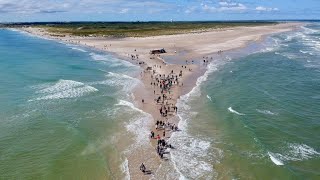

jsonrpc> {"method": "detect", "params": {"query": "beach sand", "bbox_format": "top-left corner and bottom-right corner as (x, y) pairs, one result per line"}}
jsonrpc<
(19, 22), (301, 179)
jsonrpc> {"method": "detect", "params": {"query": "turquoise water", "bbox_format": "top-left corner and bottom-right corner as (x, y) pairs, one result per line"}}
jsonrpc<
(0, 29), (143, 179)
(170, 23), (320, 179)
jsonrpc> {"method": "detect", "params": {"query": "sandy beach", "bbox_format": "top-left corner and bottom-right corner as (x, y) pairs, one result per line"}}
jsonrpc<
(19, 22), (301, 179)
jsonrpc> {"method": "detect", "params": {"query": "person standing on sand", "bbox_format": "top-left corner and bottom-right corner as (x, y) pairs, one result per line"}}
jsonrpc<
(163, 130), (165, 137)
(140, 163), (146, 173)
(142, 99), (144, 103)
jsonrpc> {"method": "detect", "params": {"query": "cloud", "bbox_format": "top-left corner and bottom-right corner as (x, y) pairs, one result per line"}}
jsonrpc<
(0, 0), (73, 14)
(219, 1), (238, 7)
(202, 1), (247, 13)
(255, 6), (279, 12)
(119, 8), (129, 14)
(185, 6), (197, 14)
(202, 4), (217, 12)
(0, 0), (173, 14)
(218, 3), (247, 12)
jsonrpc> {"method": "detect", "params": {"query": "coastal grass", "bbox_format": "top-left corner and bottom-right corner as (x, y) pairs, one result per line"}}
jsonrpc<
(9, 21), (277, 37)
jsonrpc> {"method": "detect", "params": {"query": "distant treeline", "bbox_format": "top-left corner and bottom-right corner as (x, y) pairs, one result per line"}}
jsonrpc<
(3, 21), (280, 37)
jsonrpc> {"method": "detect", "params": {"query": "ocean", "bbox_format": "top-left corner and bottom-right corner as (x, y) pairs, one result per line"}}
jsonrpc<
(170, 23), (320, 179)
(0, 22), (320, 180)
(0, 29), (146, 179)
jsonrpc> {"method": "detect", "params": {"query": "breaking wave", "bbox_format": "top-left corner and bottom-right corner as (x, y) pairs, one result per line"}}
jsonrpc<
(228, 107), (245, 116)
(89, 52), (137, 68)
(116, 100), (153, 148)
(29, 79), (98, 101)
(70, 47), (87, 52)
(268, 152), (284, 166)
(91, 72), (142, 94)
(256, 109), (277, 116)
(168, 60), (224, 179)
(268, 143), (320, 165)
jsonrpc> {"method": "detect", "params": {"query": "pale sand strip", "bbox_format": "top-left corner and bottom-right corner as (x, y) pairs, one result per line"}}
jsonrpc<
(19, 22), (301, 179)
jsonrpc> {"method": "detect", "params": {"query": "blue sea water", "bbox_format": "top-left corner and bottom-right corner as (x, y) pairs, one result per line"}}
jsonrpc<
(169, 23), (320, 179)
(0, 29), (144, 179)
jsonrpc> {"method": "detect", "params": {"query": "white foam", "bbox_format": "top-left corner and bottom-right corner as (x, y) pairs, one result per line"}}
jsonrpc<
(121, 158), (130, 180)
(301, 26), (318, 34)
(30, 79), (98, 101)
(70, 46), (87, 52)
(116, 100), (145, 114)
(169, 111), (221, 179)
(36, 79), (84, 94)
(89, 52), (137, 68)
(168, 61), (223, 178)
(261, 37), (282, 52)
(228, 107), (245, 116)
(181, 60), (219, 101)
(300, 50), (308, 54)
(287, 143), (320, 160)
(116, 100), (153, 149)
(278, 52), (298, 59)
(268, 152), (284, 166)
(300, 50), (314, 55)
(256, 109), (277, 116)
(92, 72), (142, 94)
(107, 72), (138, 81)
(268, 143), (320, 166)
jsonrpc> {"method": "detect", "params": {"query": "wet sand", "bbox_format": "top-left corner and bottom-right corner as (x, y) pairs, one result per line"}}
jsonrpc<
(18, 22), (301, 179)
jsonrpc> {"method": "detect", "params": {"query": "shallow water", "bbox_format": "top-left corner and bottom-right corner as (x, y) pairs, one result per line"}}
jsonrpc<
(0, 29), (143, 179)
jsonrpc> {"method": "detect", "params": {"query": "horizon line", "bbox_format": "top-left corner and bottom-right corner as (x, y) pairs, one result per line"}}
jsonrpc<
(1, 19), (319, 24)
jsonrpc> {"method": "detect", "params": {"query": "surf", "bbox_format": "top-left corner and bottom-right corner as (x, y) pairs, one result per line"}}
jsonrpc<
(228, 107), (245, 116)
(29, 79), (98, 101)
(268, 152), (284, 166)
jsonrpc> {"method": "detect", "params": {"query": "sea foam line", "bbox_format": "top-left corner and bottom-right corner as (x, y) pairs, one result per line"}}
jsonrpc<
(29, 79), (98, 101)
(121, 158), (130, 180)
(268, 152), (284, 166)
(89, 52), (137, 68)
(268, 143), (320, 166)
(168, 60), (224, 179)
(115, 100), (153, 151)
(256, 109), (277, 116)
(228, 107), (245, 116)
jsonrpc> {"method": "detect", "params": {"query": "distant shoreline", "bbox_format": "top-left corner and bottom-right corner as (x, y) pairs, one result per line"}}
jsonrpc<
(15, 22), (302, 179)
(5, 21), (280, 38)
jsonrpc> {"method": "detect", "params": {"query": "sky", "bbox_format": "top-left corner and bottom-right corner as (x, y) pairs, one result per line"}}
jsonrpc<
(0, 0), (319, 22)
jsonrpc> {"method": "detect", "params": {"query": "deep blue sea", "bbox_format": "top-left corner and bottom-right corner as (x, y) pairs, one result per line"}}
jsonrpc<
(0, 23), (320, 179)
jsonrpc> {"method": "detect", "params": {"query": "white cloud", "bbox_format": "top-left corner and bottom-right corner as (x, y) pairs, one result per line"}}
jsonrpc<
(218, 3), (247, 12)
(185, 6), (197, 14)
(219, 1), (237, 7)
(119, 8), (129, 14)
(202, 1), (247, 13)
(202, 4), (217, 12)
(0, 0), (172, 14)
(256, 6), (279, 12)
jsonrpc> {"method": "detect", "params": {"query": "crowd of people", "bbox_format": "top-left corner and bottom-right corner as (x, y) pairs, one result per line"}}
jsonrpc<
(136, 50), (217, 175)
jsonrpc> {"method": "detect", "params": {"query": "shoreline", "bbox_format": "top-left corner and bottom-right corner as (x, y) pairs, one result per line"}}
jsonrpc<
(13, 22), (302, 179)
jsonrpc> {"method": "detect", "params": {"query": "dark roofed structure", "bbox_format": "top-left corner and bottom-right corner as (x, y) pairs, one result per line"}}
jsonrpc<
(150, 48), (166, 54)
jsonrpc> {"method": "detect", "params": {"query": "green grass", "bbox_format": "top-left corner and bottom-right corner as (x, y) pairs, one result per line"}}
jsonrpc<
(8, 21), (278, 37)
